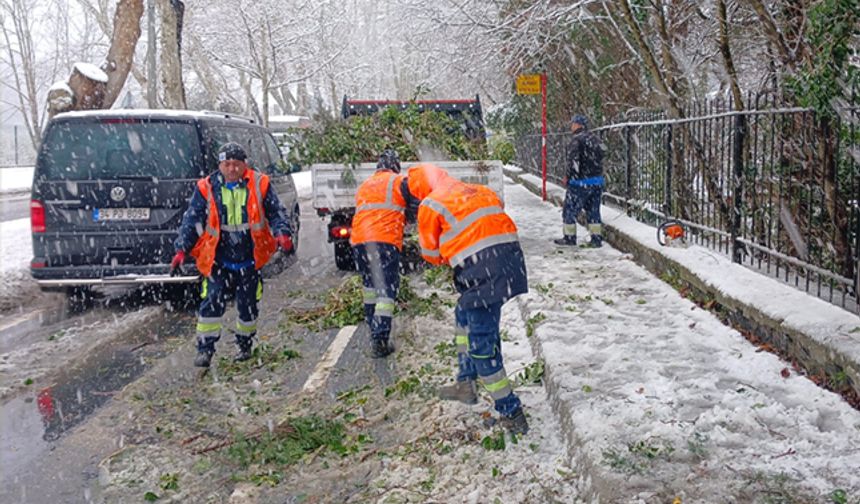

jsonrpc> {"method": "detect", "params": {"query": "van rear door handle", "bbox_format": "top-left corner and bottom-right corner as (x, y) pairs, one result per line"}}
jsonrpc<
(45, 200), (82, 205)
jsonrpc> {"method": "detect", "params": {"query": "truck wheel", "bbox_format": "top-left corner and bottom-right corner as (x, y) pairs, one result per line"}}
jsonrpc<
(66, 286), (94, 313)
(334, 242), (355, 271)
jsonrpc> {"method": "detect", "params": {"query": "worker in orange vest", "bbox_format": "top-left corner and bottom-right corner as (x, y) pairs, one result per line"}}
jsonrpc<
(407, 163), (530, 435)
(351, 149), (413, 358)
(171, 142), (293, 367)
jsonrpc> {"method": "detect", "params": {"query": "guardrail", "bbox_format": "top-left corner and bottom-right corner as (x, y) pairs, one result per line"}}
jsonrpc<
(515, 91), (859, 313)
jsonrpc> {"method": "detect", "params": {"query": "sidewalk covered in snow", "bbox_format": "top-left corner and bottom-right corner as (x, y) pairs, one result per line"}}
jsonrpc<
(502, 177), (860, 501)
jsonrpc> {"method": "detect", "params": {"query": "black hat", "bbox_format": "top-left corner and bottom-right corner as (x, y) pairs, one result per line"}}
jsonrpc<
(377, 148), (401, 173)
(571, 114), (589, 129)
(218, 142), (247, 162)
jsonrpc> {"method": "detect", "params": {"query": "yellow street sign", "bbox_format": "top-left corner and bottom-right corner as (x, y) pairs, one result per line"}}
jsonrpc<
(516, 74), (542, 95)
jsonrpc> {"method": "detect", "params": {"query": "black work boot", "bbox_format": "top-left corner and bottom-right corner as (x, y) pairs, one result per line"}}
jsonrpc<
(234, 336), (254, 362)
(194, 349), (214, 368)
(553, 236), (577, 246)
(438, 379), (478, 405)
(580, 235), (602, 248)
(499, 408), (529, 435)
(370, 339), (394, 359)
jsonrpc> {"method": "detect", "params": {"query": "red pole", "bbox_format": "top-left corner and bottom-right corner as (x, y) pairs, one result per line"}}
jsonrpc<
(541, 73), (548, 201)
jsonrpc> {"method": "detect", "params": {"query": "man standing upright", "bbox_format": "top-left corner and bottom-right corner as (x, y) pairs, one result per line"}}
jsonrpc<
(351, 149), (411, 358)
(407, 163), (530, 435)
(555, 114), (605, 247)
(172, 142), (293, 367)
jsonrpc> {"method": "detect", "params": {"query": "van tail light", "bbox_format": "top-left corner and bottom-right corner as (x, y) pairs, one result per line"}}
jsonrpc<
(31, 200), (46, 233)
(330, 226), (350, 239)
(31, 260), (46, 268)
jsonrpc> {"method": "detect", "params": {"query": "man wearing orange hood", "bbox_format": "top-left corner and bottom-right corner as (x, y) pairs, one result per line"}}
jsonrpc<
(407, 163), (529, 435)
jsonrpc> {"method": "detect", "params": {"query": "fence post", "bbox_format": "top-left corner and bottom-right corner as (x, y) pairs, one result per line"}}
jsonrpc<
(731, 113), (746, 263)
(664, 124), (673, 216)
(625, 126), (632, 214)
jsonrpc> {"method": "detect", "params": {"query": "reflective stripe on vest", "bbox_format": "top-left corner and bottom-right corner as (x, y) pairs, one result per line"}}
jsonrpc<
(421, 198), (518, 267)
(421, 247), (440, 258)
(250, 171), (269, 231)
(201, 188), (220, 238)
(355, 174), (406, 213)
(449, 232), (519, 267)
(440, 205), (505, 244)
(221, 185), (248, 229)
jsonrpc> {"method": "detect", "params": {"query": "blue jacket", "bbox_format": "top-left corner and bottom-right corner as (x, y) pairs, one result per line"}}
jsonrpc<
(454, 241), (528, 309)
(174, 171), (291, 266)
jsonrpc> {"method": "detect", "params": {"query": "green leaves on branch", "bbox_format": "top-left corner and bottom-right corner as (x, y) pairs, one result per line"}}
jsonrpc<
(286, 105), (487, 166)
(786, 0), (859, 116)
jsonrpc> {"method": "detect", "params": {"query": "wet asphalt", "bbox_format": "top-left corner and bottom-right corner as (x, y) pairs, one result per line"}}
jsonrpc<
(0, 192), (28, 222)
(0, 198), (386, 503)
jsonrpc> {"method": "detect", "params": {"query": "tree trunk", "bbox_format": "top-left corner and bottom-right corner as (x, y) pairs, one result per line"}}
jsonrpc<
(158, 0), (186, 109)
(717, 0), (744, 110)
(616, 0), (683, 117)
(820, 118), (854, 282)
(240, 71), (263, 123)
(68, 64), (108, 109)
(100, 0), (145, 108)
(1, 0), (43, 146)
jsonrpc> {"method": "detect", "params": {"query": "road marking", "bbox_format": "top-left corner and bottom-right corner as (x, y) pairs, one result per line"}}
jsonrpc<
(0, 309), (45, 334)
(302, 325), (357, 393)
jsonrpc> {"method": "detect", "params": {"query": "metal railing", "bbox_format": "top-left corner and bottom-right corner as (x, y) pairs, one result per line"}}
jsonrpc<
(514, 92), (860, 313)
(0, 125), (37, 167)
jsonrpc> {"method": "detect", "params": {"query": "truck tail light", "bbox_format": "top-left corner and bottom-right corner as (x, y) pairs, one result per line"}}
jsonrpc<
(330, 226), (350, 239)
(31, 200), (46, 233)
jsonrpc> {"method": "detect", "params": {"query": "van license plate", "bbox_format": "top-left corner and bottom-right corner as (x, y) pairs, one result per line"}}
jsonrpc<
(94, 208), (151, 221)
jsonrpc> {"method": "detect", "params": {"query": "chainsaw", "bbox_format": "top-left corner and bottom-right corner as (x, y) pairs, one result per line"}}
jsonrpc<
(657, 220), (688, 247)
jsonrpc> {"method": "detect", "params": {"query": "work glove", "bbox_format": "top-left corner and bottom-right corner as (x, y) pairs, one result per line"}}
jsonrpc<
(276, 234), (293, 252)
(169, 250), (186, 276)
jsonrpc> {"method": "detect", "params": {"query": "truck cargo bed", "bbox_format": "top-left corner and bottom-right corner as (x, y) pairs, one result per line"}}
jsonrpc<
(311, 160), (505, 211)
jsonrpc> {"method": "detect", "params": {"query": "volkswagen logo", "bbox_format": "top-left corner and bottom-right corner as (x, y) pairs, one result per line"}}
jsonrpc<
(110, 186), (126, 202)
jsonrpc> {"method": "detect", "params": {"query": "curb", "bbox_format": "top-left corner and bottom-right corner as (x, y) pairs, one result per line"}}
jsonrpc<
(503, 168), (860, 402)
(505, 167), (860, 501)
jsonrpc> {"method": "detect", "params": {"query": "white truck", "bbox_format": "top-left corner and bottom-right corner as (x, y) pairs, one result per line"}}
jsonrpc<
(311, 160), (506, 270)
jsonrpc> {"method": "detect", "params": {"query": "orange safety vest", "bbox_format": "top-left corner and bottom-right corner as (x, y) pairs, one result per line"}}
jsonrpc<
(350, 170), (407, 249)
(408, 164), (518, 267)
(190, 169), (277, 277)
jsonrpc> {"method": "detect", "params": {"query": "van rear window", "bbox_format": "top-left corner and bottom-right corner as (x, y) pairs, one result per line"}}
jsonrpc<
(38, 120), (203, 180)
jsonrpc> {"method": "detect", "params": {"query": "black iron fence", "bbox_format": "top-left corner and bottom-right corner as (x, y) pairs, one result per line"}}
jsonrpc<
(514, 92), (860, 313)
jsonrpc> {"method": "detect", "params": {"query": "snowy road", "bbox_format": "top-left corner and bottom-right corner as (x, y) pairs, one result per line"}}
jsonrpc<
(0, 171), (583, 503)
(0, 194), (28, 222)
(2, 171), (855, 502)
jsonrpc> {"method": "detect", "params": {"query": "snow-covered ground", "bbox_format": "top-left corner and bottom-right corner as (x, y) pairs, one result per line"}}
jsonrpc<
(291, 169), (311, 199)
(0, 166), (34, 194)
(504, 176), (860, 501)
(0, 218), (37, 313)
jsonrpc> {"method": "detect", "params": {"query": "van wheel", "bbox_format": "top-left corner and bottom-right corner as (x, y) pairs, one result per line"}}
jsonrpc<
(334, 242), (355, 271)
(66, 286), (94, 313)
(290, 206), (301, 254)
(162, 283), (199, 312)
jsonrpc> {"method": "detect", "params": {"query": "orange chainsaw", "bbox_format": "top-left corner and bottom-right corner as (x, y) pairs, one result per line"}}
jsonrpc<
(657, 220), (688, 247)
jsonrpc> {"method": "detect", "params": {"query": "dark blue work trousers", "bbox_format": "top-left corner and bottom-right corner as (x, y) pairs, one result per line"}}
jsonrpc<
(197, 264), (261, 352)
(353, 242), (401, 342)
(563, 185), (603, 240)
(454, 300), (522, 418)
